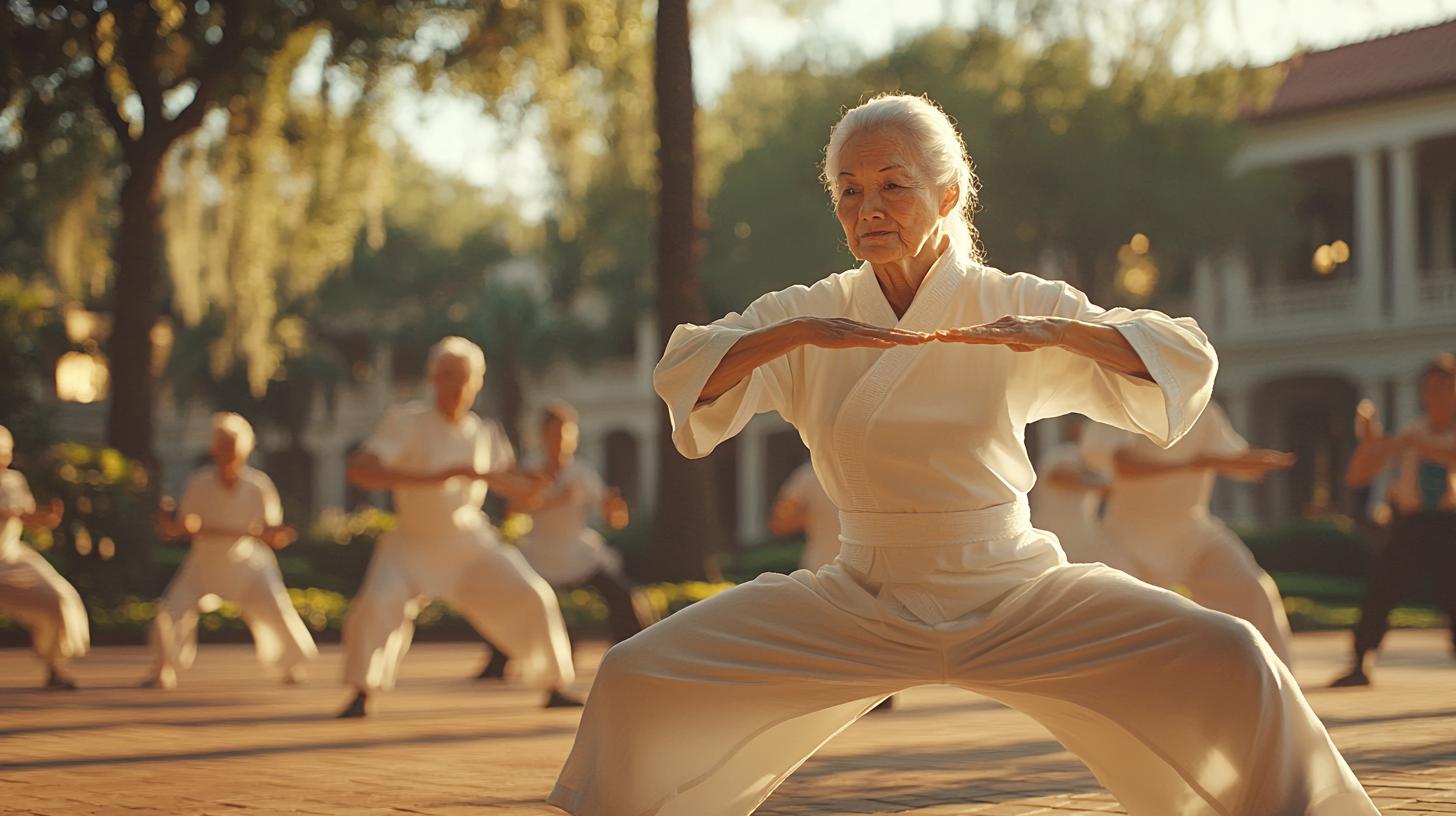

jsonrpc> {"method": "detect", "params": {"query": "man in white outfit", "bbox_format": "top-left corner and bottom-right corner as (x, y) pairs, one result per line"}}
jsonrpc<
(145, 413), (317, 689)
(481, 402), (647, 679)
(0, 424), (89, 689)
(339, 336), (578, 717)
(1028, 419), (1134, 572)
(769, 460), (842, 572)
(1082, 400), (1297, 664)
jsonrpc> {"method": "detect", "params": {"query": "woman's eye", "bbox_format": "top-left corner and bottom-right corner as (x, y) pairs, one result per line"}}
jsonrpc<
(883, 183), (900, 190)
(842, 188), (860, 197)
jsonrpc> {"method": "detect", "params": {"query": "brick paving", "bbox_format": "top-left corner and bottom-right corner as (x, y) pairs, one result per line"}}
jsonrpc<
(1, 630), (1454, 815)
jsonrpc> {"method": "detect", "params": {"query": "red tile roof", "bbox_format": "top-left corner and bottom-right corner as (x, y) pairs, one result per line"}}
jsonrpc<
(1249, 18), (1456, 121)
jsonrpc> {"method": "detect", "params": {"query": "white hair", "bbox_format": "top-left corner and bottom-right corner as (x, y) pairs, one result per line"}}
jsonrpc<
(0, 425), (11, 453)
(426, 335), (487, 383)
(211, 412), (256, 456)
(823, 93), (985, 263)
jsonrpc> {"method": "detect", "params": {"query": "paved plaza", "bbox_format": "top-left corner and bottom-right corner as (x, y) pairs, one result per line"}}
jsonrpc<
(2, 629), (1455, 815)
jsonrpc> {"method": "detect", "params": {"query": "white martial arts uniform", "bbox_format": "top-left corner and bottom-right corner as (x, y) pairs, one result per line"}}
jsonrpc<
(1082, 402), (1295, 665)
(151, 466), (317, 679)
(1028, 440), (1134, 571)
(0, 469), (89, 668)
(550, 251), (1375, 816)
(517, 462), (622, 588)
(776, 461), (842, 571)
(341, 403), (573, 692)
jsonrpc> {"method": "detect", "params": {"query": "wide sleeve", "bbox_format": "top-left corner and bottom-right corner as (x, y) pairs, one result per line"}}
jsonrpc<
(653, 287), (807, 459)
(177, 471), (207, 521)
(255, 473), (284, 527)
(481, 419), (516, 472)
(1019, 279), (1216, 449)
(362, 407), (410, 468)
(1198, 401), (1250, 457)
(0, 472), (36, 515)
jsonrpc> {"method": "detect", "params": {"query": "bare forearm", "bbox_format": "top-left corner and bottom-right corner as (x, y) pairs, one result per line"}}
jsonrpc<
(1113, 451), (1203, 478)
(698, 320), (806, 405)
(1345, 437), (1398, 487)
(1055, 320), (1152, 381)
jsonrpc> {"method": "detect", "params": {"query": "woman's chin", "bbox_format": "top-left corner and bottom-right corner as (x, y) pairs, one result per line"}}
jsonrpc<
(854, 245), (909, 265)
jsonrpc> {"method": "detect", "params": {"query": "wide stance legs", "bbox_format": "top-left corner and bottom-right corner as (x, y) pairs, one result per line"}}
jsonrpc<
(550, 563), (1374, 816)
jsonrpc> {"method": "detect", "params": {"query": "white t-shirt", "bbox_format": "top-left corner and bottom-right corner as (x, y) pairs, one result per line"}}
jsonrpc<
(778, 462), (841, 571)
(1084, 401), (1248, 522)
(518, 460), (622, 586)
(364, 403), (515, 538)
(0, 469), (36, 558)
(178, 465), (282, 549)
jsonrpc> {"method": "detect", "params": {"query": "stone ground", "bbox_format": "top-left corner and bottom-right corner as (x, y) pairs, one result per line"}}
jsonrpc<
(2, 630), (1455, 815)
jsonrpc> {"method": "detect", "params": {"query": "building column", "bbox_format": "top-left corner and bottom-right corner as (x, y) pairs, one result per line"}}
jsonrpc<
(640, 417), (659, 515)
(370, 338), (393, 411)
(1222, 252), (1253, 338)
(1431, 181), (1454, 272)
(1219, 385), (1257, 525)
(1389, 142), (1420, 322)
(308, 426), (348, 515)
(1191, 258), (1219, 337)
(736, 419), (767, 543)
(1354, 147), (1385, 326)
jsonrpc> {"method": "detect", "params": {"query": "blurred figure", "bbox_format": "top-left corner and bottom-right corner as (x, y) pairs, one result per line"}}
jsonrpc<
(145, 413), (316, 689)
(480, 402), (647, 680)
(1333, 355), (1456, 688)
(1028, 419), (1134, 572)
(769, 460), (840, 571)
(0, 424), (89, 689)
(1083, 401), (1296, 664)
(340, 337), (577, 717)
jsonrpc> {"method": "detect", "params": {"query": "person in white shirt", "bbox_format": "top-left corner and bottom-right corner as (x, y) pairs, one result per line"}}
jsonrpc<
(1333, 354), (1456, 687)
(145, 413), (317, 689)
(1028, 419), (1134, 572)
(548, 94), (1374, 816)
(480, 402), (646, 680)
(769, 461), (842, 572)
(1081, 401), (1297, 665)
(0, 424), (88, 689)
(339, 337), (578, 717)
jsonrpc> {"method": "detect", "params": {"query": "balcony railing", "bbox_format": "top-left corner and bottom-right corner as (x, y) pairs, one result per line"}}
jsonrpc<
(1417, 270), (1456, 319)
(1247, 278), (1359, 324)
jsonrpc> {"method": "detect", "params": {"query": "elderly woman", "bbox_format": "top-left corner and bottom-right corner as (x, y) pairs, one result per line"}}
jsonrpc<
(548, 95), (1375, 815)
(146, 413), (317, 689)
(0, 424), (89, 689)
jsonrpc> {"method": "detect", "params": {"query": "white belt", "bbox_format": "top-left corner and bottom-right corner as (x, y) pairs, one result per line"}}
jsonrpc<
(837, 499), (1031, 549)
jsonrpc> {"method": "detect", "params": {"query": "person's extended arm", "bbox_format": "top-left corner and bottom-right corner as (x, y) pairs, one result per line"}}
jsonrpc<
(698, 317), (932, 405)
(1115, 448), (1294, 481)
(1042, 464), (1106, 493)
(935, 317), (1150, 381)
(2, 498), (64, 530)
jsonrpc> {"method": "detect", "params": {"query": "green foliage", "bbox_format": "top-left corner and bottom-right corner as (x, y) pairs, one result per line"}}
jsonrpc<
(0, 274), (72, 449)
(1239, 515), (1369, 578)
(699, 26), (1296, 310)
(23, 442), (161, 605)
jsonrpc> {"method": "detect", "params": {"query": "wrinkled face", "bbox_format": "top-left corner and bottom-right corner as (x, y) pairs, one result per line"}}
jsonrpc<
(542, 416), (579, 460)
(833, 128), (956, 265)
(432, 353), (482, 417)
(1421, 371), (1456, 419)
(210, 429), (245, 470)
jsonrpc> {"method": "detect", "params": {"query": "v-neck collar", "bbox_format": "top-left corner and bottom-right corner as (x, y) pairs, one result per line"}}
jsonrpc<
(854, 248), (964, 330)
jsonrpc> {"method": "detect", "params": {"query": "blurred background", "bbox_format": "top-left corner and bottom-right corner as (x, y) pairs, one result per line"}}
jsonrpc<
(2, 0), (1454, 643)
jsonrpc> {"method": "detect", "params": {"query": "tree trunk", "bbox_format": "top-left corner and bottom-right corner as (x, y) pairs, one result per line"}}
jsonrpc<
(649, 0), (723, 582)
(105, 149), (166, 465)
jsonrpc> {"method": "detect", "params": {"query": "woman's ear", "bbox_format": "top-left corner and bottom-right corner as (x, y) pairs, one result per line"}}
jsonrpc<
(939, 183), (959, 217)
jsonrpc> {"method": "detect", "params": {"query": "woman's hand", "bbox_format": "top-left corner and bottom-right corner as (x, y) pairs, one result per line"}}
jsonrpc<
(935, 315), (1151, 381)
(259, 524), (297, 551)
(1204, 449), (1296, 482)
(932, 315), (1066, 352)
(793, 317), (933, 350)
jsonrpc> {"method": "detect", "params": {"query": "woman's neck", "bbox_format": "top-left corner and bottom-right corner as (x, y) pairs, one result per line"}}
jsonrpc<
(869, 232), (949, 319)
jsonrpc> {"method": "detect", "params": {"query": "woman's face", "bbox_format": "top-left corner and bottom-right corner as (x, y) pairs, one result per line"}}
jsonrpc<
(833, 128), (954, 265)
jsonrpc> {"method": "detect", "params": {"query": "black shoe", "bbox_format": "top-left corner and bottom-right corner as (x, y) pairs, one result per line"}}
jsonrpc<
(1329, 668), (1371, 688)
(543, 690), (584, 709)
(45, 670), (77, 691)
(477, 651), (509, 681)
(868, 696), (894, 714)
(337, 692), (369, 719)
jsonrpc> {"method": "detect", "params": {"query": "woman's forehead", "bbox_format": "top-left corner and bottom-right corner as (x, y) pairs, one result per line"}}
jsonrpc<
(837, 128), (919, 175)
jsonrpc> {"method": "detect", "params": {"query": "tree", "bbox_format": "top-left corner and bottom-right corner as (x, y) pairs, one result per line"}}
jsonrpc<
(3, 0), (444, 461)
